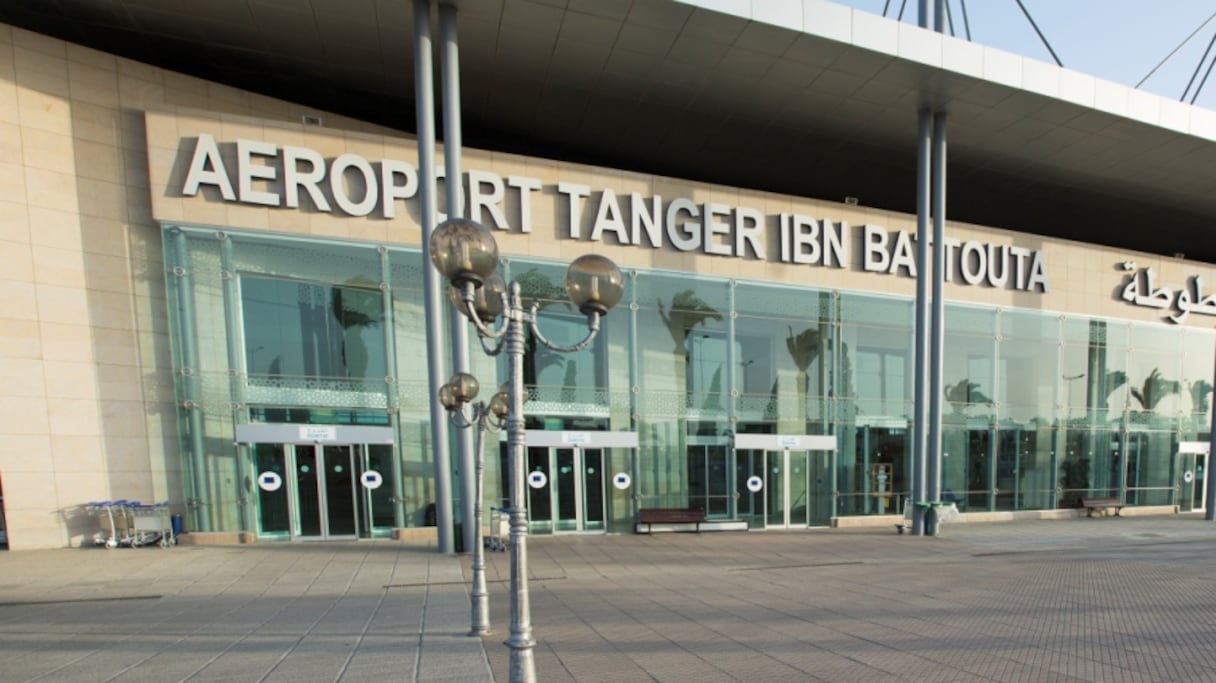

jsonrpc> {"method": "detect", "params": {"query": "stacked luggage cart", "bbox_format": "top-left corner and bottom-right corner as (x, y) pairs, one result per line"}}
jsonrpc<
(487, 505), (509, 552)
(87, 500), (175, 549)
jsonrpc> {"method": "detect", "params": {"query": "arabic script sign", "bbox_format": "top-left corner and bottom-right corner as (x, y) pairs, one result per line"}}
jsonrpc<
(1119, 262), (1215, 324)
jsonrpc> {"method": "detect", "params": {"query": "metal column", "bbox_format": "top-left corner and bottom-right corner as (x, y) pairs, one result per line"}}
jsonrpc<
(1207, 348), (1216, 520)
(414, 0), (454, 554)
(726, 280), (737, 519)
(928, 113), (947, 506)
(380, 247), (406, 529)
(912, 109), (931, 535)
(172, 229), (211, 533)
(439, 0), (475, 554)
(218, 234), (249, 531)
(627, 271), (641, 518)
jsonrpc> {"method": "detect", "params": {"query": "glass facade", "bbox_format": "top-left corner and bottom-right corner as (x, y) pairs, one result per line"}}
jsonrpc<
(163, 224), (1216, 538)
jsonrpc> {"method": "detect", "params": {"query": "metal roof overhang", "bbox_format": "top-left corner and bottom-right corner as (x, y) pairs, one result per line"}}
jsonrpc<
(4, 0), (1216, 261)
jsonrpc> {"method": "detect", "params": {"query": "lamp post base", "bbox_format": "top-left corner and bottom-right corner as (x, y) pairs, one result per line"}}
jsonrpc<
(469, 589), (490, 637)
(505, 636), (536, 683)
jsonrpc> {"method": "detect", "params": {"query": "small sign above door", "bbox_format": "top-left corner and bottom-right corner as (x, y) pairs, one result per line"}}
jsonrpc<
(300, 426), (337, 442)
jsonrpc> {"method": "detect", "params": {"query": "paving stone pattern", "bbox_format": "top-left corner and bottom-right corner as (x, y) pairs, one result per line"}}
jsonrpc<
(0, 544), (489, 682)
(3, 516), (1216, 682)
(480, 517), (1216, 682)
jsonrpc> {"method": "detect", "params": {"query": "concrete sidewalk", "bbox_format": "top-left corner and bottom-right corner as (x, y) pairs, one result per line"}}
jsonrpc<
(477, 515), (1216, 682)
(0, 542), (491, 682)
(5, 515), (1216, 682)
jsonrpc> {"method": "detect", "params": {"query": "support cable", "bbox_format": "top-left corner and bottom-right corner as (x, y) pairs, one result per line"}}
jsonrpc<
(944, 0), (955, 37)
(1182, 30), (1216, 102)
(1136, 10), (1216, 89)
(1013, 0), (1062, 67)
(898, 0), (908, 23)
(1189, 45), (1216, 104)
(882, 0), (891, 18)
(960, 0), (972, 41)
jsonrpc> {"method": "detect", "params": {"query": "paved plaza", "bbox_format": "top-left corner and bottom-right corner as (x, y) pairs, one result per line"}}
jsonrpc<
(4, 515), (1216, 681)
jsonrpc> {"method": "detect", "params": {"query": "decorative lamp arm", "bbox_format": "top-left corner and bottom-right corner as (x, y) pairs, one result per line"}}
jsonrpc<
(478, 333), (508, 357)
(528, 301), (602, 353)
(459, 281), (509, 341)
(448, 405), (476, 430)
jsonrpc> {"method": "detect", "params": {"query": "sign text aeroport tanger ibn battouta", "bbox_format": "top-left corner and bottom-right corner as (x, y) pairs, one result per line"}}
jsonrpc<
(180, 133), (1048, 292)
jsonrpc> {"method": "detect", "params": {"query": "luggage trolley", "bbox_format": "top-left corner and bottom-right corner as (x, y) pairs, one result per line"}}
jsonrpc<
(87, 500), (174, 548)
(88, 501), (123, 549)
(487, 505), (509, 552)
(128, 501), (175, 548)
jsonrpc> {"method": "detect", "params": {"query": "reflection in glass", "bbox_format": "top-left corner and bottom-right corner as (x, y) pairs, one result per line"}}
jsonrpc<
(994, 428), (1052, 511)
(789, 452), (809, 526)
(162, 224), (1216, 536)
(583, 450), (605, 531)
(1125, 430), (1174, 505)
(765, 452), (785, 528)
(255, 444), (289, 535)
(687, 443), (730, 517)
(296, 446), (321, 536)
(661, 289), (724, 410)
(556, 449), (577, 532)
(515, 266), (609, 403)
(325, 446), (356, 536)
(526, 447), (552, 533)
(736, 449), (763, 527)
(364, 445), (396, 534)
(241, 276), (386, 380)
(846, 426), (908, 515)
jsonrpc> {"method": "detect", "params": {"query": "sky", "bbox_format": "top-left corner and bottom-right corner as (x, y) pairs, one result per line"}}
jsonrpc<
(829, 0), (1216, 109)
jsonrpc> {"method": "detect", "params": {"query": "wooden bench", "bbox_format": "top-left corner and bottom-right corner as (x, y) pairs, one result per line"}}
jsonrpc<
(637, 508), (706, 533)
(1082, 497), (1123, 517)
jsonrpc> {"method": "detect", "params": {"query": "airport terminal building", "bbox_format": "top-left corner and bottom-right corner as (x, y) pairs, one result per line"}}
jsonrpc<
(3, 0), (1216, 549)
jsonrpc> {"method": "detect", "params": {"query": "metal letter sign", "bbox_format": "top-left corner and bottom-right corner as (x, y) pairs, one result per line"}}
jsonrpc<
(1120, 263), (1216, 324)
(178, 136), (1051, 293)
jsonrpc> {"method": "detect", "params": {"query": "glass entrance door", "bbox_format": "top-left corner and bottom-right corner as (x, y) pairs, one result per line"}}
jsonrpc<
(294, 445), (356, 538)
(1195, 454), (1207, 513)
(524, 446), (605, 534)
(253, 442), (391, 540)
(742, 449), (830, 529)
(805, 450), (830, 526)
(1180, 452), (1208, 513)
(688, 442), (731, 517)
(357, 445), (396, 535)
(764, 450), (811, 528)
(765, 451), (787, 527)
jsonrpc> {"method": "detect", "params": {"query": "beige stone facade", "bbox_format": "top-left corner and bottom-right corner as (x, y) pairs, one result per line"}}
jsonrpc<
(0, 24), (392, 549)
(2, 21), (1214, 549)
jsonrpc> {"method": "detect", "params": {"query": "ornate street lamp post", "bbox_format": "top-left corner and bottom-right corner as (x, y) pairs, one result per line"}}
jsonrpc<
(438, 372), (508, 636)
(430, 217), (624, 683)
